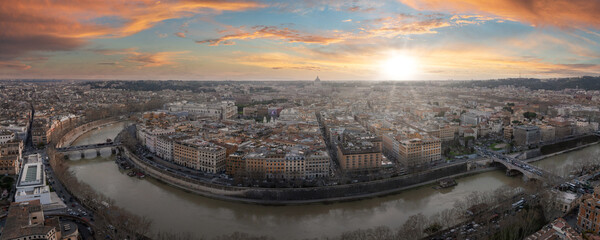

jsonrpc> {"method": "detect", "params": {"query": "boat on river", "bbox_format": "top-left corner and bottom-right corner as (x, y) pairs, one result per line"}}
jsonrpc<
(435, 178), (457, 189)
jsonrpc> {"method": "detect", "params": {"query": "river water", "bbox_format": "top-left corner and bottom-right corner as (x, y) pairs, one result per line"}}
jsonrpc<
(66, 123), (596, 239)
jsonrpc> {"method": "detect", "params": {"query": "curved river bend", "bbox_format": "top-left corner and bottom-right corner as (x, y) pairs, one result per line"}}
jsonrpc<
(66, 123), (596, 238)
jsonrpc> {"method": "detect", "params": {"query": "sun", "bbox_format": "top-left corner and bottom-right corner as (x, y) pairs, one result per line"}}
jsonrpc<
(380, 53), (419, 80)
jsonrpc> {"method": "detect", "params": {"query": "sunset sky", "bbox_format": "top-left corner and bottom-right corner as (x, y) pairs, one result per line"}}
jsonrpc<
(1, 0), (600, 81)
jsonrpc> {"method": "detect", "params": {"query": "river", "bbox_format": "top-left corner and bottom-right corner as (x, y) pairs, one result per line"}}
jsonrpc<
(66, 123), (595, 239)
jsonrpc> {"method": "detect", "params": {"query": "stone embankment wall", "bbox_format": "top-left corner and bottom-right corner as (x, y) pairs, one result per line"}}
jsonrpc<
(125, 146), (470, 204)
(56, 117), (121, 148)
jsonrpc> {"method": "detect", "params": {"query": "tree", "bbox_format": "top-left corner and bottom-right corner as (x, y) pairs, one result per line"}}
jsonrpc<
(397, 214), (428, 240)
(523, 112), (537, 120)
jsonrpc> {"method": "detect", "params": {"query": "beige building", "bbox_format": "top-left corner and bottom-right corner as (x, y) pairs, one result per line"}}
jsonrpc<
(235, 150), (330, 180)
(336, 139), (382, 171)
(503, 125), (513, 140)
(540, 125), (556, 142)
(439, 125), (457, 141)
(1, 200), (79, 240)
(424, 124), (457, 141)
(0, 140), (23, 175)
(173, 139), (226, 173)
(31, 125), (50, 146)
(384, 133), (441, 167)
(398, 136), (441, 167)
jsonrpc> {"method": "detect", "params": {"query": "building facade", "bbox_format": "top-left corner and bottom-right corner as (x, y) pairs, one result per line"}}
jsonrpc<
(167, 101), (237, 120)
(0, 131), (15, 144)
(173, 139), (226, 173)
(577, 186), (600, 233)
(305, 151), (330, 178)
(336, 140), (382, 171)
(0, 140), (23, 175)
(383, 134), (441, 167)
(1, 200), (79, 240)
(513, 125), (541, 147)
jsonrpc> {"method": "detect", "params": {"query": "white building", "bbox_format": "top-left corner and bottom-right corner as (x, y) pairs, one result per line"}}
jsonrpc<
(2, 125), (28, 140)
(137, 126), (175, 154)
(166, 101), (237, 120)
(15, 154), (52, 205)
(0, 131), (15, 144)
(156, 135), (174, 161)
(305, 151), (330, 179)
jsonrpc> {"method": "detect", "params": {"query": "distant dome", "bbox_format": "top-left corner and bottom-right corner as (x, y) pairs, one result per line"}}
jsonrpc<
(315, 76), (321, 82)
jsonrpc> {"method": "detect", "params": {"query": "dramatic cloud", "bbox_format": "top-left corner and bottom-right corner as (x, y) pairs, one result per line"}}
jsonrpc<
(230, 39), (600, 80)
(196, 26), (344, 46)
(400, 0), (600, 29)
(94, 48), (189, 67)
(269, 1), (382, 14)
(0, 61), (32, 70)
(156, 32), (169, 38)
(0, 0), (265, 65)
(359, 15), (451, 38)
(198, 15), (452, 47)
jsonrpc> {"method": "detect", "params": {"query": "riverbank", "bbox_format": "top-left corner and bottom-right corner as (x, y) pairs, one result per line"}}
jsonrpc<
(56, 117), (124, 148)
(124, 144), (504, 205)
(64, 120), (600, 238)
(123, 138), (600, 205)
(76, 119), (595, 205)
(525, 141), (600, 163)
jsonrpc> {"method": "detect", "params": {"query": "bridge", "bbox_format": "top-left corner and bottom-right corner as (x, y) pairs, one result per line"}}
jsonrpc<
(475, 146), (559, 182)
(56, 142), (120, 159)
(56, 142), (118, 152)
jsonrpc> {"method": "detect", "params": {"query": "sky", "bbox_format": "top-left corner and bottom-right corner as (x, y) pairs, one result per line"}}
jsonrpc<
(1, 0), (600, 81)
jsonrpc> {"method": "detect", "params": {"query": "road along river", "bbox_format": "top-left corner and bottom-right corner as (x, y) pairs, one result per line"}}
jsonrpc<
(66, 123), (595, 238)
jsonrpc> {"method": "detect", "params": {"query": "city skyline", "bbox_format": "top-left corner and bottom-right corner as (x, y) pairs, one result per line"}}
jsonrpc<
(2, 0), (600, 81)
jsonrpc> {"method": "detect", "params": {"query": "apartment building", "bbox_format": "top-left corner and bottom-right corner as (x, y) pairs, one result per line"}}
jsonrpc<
(167, 101), (237, 120)
(305, 151), (330, 178)
(173, 139), (226, 173)
(1, 200), (80, 240)
(384, 133), (441, 167)
(513, 125), (541, 147)
(399, 136), (441, 167)
(229, 149), (330, 180)
(336, 137), (382, 171)
(156, 135), (174, 161)
(0, 131), (15, 144)
(577, 186), (600, 234)
(0, 140), (23, 175)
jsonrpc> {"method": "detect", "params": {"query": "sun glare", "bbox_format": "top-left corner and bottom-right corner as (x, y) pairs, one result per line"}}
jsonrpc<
(381, 53), (419, 80)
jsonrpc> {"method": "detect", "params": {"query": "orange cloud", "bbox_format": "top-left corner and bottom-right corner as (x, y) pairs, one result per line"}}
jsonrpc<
(0, 61), (32, 70)
(95, 48), (190, 67)
(196, 26), (344, 46)
(359, 16), (451, 38)
(400, 0), (600, 29)
(228, 40), (600, 80)
(0, 0), (265, 63)
(126, 52), (189, 67)
(199, 15), (451, 46)
(175, 32), (187, 38)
